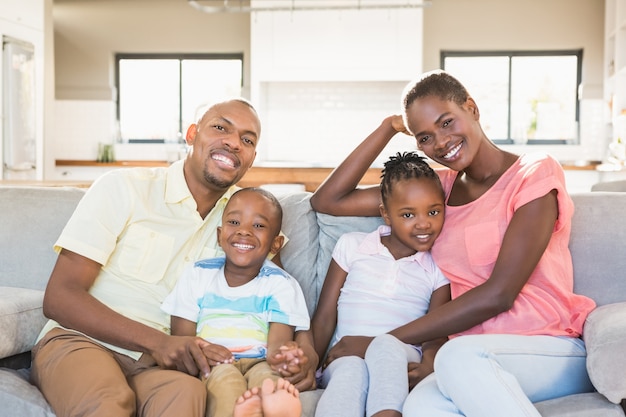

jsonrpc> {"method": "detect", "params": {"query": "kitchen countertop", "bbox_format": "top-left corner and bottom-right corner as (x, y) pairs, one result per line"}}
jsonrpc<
(0, 159), (608, 192)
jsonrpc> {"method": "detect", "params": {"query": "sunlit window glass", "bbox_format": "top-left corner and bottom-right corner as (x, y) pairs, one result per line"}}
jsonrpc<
(117, 54), (243, 143)
(511, 55), (578, 143)
(119, 59), (180, 142)
(442, 50), (581, 145)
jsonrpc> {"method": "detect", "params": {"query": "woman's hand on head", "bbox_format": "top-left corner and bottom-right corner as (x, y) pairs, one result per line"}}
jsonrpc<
(390, 114), (411, 135)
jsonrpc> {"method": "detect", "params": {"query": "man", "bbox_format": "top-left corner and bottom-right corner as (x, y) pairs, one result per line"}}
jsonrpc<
(31, 99), (316, 417)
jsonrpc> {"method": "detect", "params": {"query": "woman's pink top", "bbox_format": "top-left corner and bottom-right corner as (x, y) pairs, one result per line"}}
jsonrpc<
(432, 153), (595, 338)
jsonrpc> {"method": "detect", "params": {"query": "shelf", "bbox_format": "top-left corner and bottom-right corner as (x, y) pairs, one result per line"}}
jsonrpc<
(55, 160), (170, 167)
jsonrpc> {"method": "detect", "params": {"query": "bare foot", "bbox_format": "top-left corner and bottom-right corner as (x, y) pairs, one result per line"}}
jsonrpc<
(233, 386), (263, 417)
(260, 378), (301, 417)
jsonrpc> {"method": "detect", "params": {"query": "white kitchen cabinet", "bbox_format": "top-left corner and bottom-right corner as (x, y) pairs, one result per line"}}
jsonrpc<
(605, 0), (626, 142)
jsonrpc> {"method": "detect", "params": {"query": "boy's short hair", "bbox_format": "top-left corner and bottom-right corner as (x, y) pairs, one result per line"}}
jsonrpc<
(228, 187), (283, 231)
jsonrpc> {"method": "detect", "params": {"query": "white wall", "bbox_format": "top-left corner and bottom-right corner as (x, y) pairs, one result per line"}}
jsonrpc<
(250, 7), (423, 166)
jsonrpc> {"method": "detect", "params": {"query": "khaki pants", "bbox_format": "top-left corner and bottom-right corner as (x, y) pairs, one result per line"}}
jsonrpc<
(205, 358), (278, 417)
(31, 328), (206, 417)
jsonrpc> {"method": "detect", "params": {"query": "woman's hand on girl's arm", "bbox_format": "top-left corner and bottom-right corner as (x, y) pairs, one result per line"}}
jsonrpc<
(311, 115), (410, 216)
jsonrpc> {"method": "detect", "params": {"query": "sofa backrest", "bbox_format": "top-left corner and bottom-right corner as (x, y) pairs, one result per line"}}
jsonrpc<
(0, 186), (86, 290)
(276, 192), (322, 316)
(1, 187), (624, 314)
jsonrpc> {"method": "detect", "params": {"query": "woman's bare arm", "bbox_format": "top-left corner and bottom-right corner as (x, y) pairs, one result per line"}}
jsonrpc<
(311, 115), (410, 216)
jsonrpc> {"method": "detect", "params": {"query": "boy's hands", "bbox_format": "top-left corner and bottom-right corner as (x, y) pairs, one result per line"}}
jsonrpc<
(267, 341), (317, 391)
(200, 342), (234, 367)
(268, 341), (303, 374)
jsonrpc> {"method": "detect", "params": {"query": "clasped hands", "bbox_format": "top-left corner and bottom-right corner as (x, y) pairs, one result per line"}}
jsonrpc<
(151, 336), (316, 390)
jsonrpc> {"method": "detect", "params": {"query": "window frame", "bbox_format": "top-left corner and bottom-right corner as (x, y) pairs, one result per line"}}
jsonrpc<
(440, 49), (583, 145)
(114, 52), (244, 143)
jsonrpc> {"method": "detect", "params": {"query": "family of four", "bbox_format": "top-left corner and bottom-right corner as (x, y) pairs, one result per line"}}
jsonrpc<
(31, 70), (596, 417)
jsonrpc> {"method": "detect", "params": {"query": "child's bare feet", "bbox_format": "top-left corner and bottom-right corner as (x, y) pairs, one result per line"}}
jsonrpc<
(233, 378), (301, 417)
(260, 378), (301, 417)
(233, 386), (263, 417)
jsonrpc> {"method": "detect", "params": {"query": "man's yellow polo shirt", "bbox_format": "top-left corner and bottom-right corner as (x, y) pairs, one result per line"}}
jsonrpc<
(38, 160), (235, 359)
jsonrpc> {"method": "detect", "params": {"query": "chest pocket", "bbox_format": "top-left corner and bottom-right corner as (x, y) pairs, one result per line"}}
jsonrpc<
(114, 224), (175, 283)
(465, 221), (501, 267)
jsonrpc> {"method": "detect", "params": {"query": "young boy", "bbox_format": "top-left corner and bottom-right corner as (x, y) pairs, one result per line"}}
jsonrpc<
(312, 152), (451, 417)
(162, 187), (309, 417)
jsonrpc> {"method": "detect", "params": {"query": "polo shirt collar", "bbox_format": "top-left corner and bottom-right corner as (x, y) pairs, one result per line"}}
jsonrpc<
(164, 159), (238, 206)
(359, 225), (434, 273)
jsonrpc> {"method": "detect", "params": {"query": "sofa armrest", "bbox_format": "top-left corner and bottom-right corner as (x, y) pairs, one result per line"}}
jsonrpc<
(0, 287), (47, 361)
(584, 302), (626, 404)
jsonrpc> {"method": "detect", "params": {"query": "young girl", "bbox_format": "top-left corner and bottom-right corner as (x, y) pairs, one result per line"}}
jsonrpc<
(310, 70), (596, 417)
(312, 152), (451, 417)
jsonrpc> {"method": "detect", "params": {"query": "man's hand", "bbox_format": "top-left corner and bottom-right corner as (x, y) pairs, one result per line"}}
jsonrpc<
(324, 335), (373, 368)
(150, 335), (218, 379)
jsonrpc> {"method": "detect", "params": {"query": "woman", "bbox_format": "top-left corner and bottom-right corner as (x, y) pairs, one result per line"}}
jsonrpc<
(310, 70), (596, 417)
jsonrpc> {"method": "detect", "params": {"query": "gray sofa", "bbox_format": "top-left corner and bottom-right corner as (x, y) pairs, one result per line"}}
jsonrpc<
(1, 185), (626, 416)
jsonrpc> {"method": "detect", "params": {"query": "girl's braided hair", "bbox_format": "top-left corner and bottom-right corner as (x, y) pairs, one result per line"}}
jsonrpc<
(380, 152), (444, 205)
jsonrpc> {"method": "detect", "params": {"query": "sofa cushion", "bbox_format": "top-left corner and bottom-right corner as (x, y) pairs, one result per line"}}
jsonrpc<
(315, 213), (384, 303)
(0, 368), (54, 417)
(584, 302), (626, 404)
(0, 186), (85, 291)
(0, 287), (47, 358)
(277, 192), (321, 316)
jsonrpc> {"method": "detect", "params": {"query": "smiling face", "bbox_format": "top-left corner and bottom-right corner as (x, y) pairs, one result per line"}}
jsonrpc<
(185, 100), (261, 192)
(380, 177), (445, 259)
(405, 95), (482, 172)
(217, 189), (283, 277)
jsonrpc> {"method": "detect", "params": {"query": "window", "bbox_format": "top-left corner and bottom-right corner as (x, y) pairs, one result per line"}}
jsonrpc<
(115, 53), (243, 143)
(441, 50), (582, 145)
